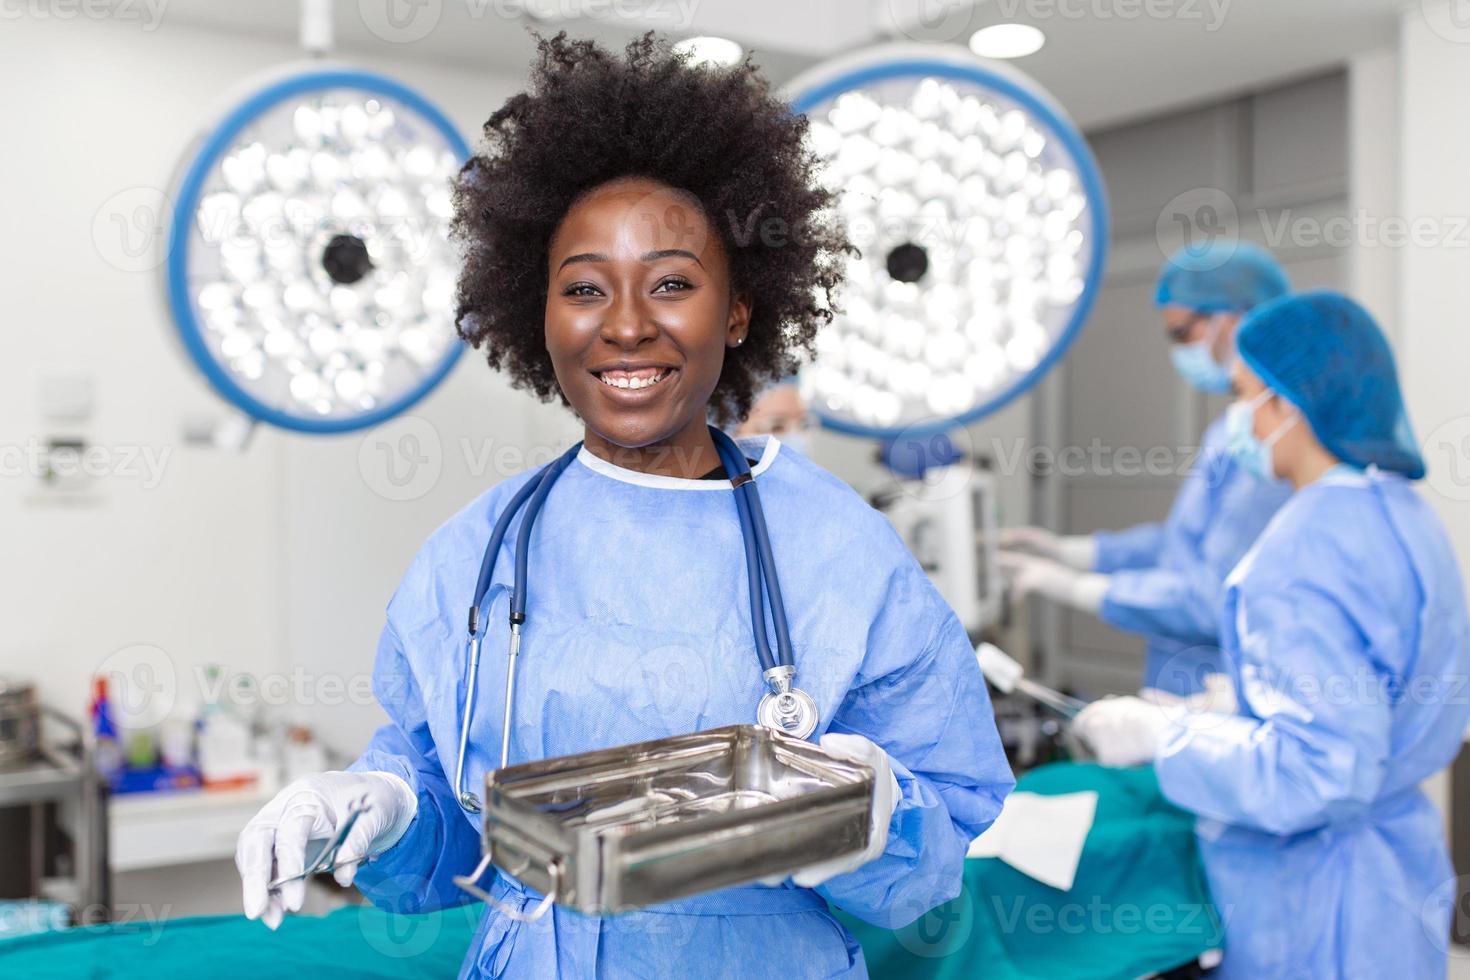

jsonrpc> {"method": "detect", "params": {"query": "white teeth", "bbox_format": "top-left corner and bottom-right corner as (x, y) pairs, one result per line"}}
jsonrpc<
(599, 370), (669, 391)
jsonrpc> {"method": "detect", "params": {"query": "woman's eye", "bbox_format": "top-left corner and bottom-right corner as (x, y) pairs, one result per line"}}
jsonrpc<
(653, 278), (693, 293)
(563, 283), (602, 298)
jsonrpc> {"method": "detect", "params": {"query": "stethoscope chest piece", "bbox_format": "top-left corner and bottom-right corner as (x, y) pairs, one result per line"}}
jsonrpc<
(757, 665), (819, 740)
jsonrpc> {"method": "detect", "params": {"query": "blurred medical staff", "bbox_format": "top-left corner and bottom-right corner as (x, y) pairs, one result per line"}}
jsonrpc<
(1000, 241), (1293, 694)
(1075, 291), (1470, 978)
(736, 378), (811, 455)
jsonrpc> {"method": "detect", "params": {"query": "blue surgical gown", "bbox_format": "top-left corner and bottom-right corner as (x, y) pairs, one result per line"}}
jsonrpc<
(1155, 467), (1470, 978)
(1094, 415), (1292, 694)
(346, 436), (1014, 978)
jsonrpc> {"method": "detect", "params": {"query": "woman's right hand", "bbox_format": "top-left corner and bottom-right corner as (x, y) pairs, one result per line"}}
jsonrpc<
(235, 770), (417, 929)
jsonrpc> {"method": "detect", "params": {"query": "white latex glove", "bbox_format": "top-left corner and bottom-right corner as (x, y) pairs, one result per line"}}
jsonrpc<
(790, 733), (900, 888)
(997, 527), (1097, 571)
(1139, 673), (1237, 717)
(236, 771), (417, 930)
(1072, 696), (1181, 767)
(998, 551), (1109, 614)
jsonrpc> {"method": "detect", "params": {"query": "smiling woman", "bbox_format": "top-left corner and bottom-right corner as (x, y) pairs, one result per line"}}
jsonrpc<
(453, 33), (849, 460)
(541, 177), (755, 468)
(234, 33), (1014, 980)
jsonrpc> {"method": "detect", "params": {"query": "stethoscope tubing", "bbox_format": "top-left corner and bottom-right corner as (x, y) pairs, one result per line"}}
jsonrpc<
(455, 430), (800, 813)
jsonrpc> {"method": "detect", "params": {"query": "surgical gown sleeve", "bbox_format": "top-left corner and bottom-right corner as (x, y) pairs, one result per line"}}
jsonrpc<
(346, 620), (482, 913)
(816, 566), (1015, 929)
(1154, 545), (1392, 836)
(1097, 559), (1223, 647)
(1092, 523), (1166, 573)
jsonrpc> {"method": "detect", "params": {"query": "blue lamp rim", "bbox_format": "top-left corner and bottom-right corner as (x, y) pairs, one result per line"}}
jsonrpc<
(165, 67), (472, 436)
(788, 56), (1110, 440)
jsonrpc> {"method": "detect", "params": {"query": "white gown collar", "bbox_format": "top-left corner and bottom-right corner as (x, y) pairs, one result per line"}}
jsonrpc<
(575, 435), (780, 491)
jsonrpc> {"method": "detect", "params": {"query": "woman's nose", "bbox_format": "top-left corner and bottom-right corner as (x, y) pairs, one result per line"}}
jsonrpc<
(600, 291), (659, 347)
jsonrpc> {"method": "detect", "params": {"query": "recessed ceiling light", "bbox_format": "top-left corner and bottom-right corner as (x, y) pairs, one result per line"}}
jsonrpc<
(969, 24), (1046, 60)
(673, 36), (744, 68)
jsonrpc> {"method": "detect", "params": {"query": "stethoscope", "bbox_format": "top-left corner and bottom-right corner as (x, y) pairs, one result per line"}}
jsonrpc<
(452, 426), (819, 813)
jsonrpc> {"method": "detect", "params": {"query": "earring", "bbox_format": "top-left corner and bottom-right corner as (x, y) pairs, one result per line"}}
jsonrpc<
(734, 336), (745, 347)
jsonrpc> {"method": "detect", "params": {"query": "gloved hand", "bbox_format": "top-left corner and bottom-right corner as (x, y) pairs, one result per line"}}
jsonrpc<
(1139, 672), (1238, 717)
(997, 527), (1097, 571)
(998, 551), (1109, 614)
(236, 771), (417, 930)
(1072, 696), (1180, 767)
(790, 733), (900, 888)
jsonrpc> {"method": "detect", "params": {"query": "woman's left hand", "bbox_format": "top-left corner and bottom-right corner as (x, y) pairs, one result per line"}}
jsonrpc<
(790, 733), (901, 888)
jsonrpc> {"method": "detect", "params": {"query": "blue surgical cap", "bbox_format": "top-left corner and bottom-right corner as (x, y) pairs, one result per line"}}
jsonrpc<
(1236, 290), (1424, 479)
(1155, 241), (1291, 313)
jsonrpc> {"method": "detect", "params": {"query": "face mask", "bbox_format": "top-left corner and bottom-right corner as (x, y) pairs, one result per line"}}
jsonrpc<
(1170, 340), (1233, 394)
(780, 431), (809, 456)
(1225, 390), (1297, 481)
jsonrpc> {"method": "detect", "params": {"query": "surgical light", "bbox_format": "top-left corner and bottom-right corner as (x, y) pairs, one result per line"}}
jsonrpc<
(166, 68), (471, 434)
(786, 44), (1108, 438)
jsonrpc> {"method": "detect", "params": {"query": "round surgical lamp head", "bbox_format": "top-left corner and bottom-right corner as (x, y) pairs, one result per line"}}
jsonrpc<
(786, 44), (1109, 439)
(165, 67), (471, 434)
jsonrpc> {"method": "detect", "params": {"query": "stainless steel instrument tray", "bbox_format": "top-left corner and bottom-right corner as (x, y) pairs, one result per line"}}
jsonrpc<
(481, 724), (874, 915)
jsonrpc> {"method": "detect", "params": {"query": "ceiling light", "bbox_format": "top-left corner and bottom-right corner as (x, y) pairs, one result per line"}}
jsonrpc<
(673, 36), (744, 68)
(969, 24), (1046, 60)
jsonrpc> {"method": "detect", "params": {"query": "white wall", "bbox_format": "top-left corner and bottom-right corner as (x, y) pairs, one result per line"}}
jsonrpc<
(1401, 5), (1470, 618)
(0, 15), (573, 754)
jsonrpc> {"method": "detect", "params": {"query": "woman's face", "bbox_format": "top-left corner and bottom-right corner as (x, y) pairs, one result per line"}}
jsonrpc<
(544, 177), (750, 450)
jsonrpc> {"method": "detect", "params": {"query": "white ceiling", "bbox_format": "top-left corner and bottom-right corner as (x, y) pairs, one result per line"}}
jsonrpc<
(158, 0), (1411, 129)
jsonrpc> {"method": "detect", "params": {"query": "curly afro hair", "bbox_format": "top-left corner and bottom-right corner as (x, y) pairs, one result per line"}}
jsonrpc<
(452, 33), (851, 424)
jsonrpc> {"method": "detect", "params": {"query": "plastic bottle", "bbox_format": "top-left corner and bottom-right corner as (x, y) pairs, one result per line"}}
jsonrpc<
(89, 676), (124, 781)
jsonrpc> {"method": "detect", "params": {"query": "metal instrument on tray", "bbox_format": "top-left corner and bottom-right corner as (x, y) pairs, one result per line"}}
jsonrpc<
(454, 725), (875, 920)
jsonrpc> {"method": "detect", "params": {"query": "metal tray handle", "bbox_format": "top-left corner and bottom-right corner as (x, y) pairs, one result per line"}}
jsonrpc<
(453, 852), (560, 924)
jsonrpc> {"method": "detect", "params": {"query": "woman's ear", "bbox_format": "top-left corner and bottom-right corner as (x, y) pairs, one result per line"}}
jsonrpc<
(727, 293), (753, 348)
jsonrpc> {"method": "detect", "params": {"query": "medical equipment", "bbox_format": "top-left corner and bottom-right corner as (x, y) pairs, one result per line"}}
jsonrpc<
(975, 643), (1087, 719)
(455, 725), (874, 919)
(452, 427), (819, 816)
(0, 678), (40, 771)
(165, 66), (470, 434)
(874, 467), (1002, 634)
(266, 796), (371, 892)
(784, 43), (1109, 438)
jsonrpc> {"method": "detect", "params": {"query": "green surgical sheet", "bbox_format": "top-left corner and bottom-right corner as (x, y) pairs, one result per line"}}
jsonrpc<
(0, 903), (480, 979)
(835, 762), (1224, 979)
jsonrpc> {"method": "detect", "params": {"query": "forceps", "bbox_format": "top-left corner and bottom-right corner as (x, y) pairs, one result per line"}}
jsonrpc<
(267, 796), (372, 891)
